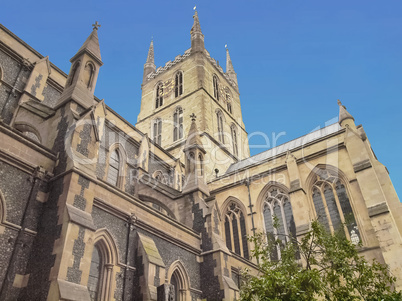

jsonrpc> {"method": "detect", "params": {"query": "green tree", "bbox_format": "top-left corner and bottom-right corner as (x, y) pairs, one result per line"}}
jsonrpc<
(240, 220), (401, 301)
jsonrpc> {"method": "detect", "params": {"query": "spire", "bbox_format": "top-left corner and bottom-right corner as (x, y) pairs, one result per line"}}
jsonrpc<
(71, 24), (103, 66)
(146, 40), (155, 65)
(338, 99), (355, 128)
(143, 39), (156, 82)
(191, 10), (202, 35)
(225, 47), (238, 85)
(57, 23), (103, 108)
(190, 9), (205, 53)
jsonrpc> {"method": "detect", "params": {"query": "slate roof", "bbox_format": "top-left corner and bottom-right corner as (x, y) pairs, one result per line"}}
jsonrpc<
(226, 123), (343, 174)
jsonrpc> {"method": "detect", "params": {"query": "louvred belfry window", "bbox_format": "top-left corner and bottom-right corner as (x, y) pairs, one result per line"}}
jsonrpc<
(173, 107), (183, 141)
(153, 118), (162, 145)
(216, 111), (225, 143)
(213, 75), (219, 101)
(175, 71), (183, 98)
(231, 125), (238, 157)
(156, 83), (163, 108)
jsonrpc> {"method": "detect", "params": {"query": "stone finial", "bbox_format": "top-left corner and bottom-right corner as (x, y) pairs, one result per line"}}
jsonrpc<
(190, 113), (197, 121)
(92, 21), (101, 31)
(143, 39), (156, 82)
(190, 9), (205, 52)
(146, 40), (155, 65)
(338, 99), (355, 126)
(191, 10), (202, 34)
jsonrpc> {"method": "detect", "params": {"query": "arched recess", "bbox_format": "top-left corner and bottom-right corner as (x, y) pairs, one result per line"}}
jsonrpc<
(105, 143), (127, 188)
(14, 122), (42, 143)
(89, 229), (120, 301)
(83, 61), (95, 90)
(305, 164), (365, 245)
(139, 195), (176, 220)
(167, 260), (191, 301)
(220, 197), (250, 259)
(152, 170), (169, 185)
(68, 61), (81, 86)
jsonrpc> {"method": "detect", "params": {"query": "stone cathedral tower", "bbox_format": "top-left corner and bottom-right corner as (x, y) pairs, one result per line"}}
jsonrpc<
(136, 10), (250, 180)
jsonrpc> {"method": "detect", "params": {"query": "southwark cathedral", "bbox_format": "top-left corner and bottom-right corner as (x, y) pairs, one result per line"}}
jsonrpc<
(0, 11), (400, 301)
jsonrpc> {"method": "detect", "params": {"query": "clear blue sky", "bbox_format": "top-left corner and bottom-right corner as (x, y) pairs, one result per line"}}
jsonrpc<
(1, 0), (401, 199)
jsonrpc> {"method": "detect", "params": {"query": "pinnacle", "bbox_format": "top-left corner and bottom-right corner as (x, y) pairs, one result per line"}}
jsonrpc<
(71, 27), (102, 65)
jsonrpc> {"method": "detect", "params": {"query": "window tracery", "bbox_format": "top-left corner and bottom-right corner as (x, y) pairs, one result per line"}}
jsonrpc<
(224, 201), (249, 259)
(262, 186), (296, 260)
(311, 169), (360, 244)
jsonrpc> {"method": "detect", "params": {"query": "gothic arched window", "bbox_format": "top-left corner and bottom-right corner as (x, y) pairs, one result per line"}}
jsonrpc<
(88, 245), (102, 300)
(224, 201), (249, 259)
(311, 169), (361, 244)
(216, 110), (224, 144)
(173, 107), (183, 141)
(107, 150), (120, 186)
(175, 71), (183, 98)
(213, 75), (219, 101)
(153, 118), (162, 145)
(263, 186), (296, 260)
(231, 125), (238, 157)
(89, 232), (117, 301)
(155, 83), (163, 108)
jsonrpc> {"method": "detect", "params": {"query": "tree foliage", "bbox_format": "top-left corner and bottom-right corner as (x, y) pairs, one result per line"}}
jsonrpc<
(240, 220), (401, 301)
